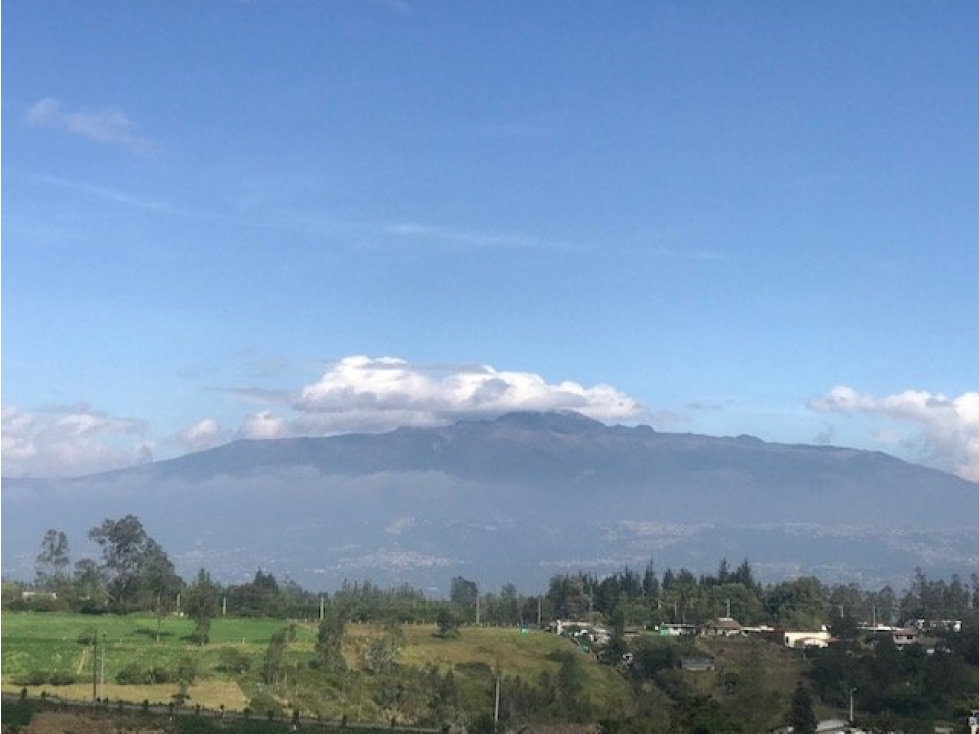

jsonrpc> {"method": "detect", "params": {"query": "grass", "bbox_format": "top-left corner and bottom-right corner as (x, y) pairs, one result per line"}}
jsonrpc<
(0, 611), (297, 709)
(1, 612), (632, 718)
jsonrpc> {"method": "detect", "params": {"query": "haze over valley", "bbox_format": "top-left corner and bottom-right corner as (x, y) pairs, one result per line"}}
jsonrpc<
(4, 412), (976, 593)
(3, 4), (977, 598)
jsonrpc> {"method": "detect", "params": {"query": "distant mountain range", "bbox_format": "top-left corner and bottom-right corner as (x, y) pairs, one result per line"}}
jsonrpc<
(3, 411), (977, 593)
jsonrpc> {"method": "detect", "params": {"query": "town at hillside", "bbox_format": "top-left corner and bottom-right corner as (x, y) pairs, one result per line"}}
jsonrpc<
(4, 516), (979, 734)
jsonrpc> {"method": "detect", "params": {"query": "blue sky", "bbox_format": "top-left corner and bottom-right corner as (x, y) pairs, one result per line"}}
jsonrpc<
(3, 1), (977, 481)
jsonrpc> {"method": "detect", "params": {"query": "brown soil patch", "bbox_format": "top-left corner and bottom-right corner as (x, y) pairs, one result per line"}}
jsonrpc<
(14, 712), (165, 734)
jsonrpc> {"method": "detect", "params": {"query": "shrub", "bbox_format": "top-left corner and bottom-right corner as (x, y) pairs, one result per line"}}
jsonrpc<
(48, 671), (77, 686)
(147, 666), (173, 684)
(77, 631), (96, 645)
(1, 699), (37, 727)
(16, 671), (48, 687)
(116, 663), (144, 685)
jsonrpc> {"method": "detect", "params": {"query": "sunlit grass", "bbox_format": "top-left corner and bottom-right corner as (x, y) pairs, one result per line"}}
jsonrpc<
(1, 612), (632, 716)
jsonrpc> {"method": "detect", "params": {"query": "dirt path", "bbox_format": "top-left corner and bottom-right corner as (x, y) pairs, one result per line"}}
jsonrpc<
(75, 647), (90, 676)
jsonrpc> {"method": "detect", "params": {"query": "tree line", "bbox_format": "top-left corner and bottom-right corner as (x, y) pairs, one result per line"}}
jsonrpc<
(9, 515), (979, 733)
(14, 515), (979, 634)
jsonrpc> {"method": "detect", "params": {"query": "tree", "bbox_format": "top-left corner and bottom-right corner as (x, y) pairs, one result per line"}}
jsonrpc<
(263, 629), (288, 685)
(449, 576), (478, 621)
(435, 607), (460, 637)
(143, 540), (182, 641)
(789, 683), (817, 734)
(72, 558), (107, 609)
(88, 515), (174, 613)
(35, 529), (71, 591)
(546, 574), (590, 619)
(364, 619), (404, 675)
(315, 603), (348, 672)
(184, 569), (219, 645)
(556, 651), (591, 721)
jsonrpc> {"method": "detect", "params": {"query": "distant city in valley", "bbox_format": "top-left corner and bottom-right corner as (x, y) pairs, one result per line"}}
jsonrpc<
(3, 412), (976, 593)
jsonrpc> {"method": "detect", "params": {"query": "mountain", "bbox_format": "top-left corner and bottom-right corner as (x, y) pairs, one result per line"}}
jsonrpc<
(3, 411), (976, 592)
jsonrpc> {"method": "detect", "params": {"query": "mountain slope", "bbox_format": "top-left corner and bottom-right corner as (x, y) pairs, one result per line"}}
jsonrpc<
(3, 412), (976, 590)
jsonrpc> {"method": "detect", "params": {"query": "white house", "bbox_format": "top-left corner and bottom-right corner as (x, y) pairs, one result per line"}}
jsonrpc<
(782, 630), (833, 649)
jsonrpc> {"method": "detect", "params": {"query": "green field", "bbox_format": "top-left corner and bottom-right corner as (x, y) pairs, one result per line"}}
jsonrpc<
(1, 612), (631, 722)
(1, 612), (294, 710)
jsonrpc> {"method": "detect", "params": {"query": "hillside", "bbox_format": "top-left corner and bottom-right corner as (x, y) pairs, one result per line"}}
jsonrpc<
(3, 412), (977, 589)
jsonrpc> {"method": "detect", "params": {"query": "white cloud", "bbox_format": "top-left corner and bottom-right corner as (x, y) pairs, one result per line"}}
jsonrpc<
(1, 404), (150, 478)
(4, 357), (646, 477)
(26, 97), (155, 153)
(809, 386), (979, 481)
(239, 411), (287, 439)
(174, 418), (228, 451)
(290, 356), (643, 434)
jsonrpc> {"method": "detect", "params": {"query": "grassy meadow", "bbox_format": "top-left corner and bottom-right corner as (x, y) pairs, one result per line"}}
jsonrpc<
(1, 611), (631, 719)
(1, 611), (291, 709)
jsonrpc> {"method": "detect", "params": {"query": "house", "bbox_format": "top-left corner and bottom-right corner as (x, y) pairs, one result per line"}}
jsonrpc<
(680, 656), (714, 671)
(770, 719), (869, 734)
(782, 629), (833, 649)
(892, 627), (919, 647)
(702, 616), (743, 637)
(657, 623), (698, 637)
(21, 590), (58, 601)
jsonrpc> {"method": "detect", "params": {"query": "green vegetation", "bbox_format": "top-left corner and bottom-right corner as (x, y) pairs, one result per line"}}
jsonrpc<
(0, 611), (630, 727)
(5, 516), (979, 731)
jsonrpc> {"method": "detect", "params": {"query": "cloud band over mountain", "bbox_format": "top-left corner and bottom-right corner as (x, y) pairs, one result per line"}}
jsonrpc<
(809, 386), (979, 481)
(3, 360), (976, 483)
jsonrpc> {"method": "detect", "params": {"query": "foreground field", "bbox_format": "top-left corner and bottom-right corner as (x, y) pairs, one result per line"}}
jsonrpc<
(1, 612), (630, 720)
(1, 612), (289, 709)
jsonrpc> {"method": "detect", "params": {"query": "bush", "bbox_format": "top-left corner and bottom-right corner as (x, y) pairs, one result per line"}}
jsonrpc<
(147, 666), (173, 684)
(215, 648), (251, 674)
(77, 631), (96, 645)
(116, 663), (172, 684)
(1, 699), (37, 727)
(16, 670), (48, 687)
(116, 663), (144, 685)
(177, 656), (200, 684)
(48, 671), (77, 686)
(248, 690), (282, 720)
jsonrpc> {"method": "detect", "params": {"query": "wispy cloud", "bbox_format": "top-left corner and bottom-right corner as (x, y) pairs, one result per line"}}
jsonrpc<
(172, 418), (229, 452)
(380, 221), (579, 251)
(1, 404), (152, 478)
(27, 98), (156, 154)
(33, 174), (171, 212)
(809, 386), (979, 481)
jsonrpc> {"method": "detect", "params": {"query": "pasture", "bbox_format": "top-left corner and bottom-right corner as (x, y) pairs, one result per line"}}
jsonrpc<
(1, 612), (631, 717)
(1, 612), (292, 709)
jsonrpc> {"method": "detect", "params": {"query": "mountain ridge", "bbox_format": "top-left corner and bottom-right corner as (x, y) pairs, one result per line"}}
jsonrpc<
(2, 411), (975, 590)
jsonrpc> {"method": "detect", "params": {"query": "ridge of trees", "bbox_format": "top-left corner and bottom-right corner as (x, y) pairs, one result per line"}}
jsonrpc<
(7, 518), (979, 733)
(11, 518), (979, 631)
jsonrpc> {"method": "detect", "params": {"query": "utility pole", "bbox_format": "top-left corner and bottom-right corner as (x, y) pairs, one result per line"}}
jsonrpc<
(494, 673), (501, 725)
(849, 687), (857, 723)
(91, 631), (98, 702)
(476, 585), (481, 627)
(99, 633), (106, 701)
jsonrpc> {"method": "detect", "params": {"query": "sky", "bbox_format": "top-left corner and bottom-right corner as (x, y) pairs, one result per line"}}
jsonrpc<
(2, 1), (978, 482)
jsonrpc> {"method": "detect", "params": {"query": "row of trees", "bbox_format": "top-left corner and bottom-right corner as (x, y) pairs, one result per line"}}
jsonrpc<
(13, 516), (979, 733)
(19, 516), (979, 633)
